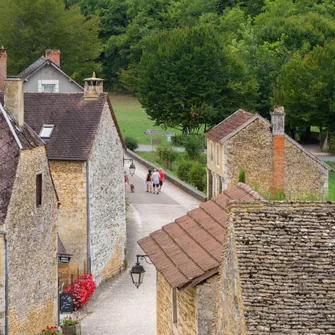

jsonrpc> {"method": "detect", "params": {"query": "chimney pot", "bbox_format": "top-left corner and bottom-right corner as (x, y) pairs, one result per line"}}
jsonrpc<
(45, 49), (61, 67)
(0, 46), (7, 90)
(271, 105), (285, 135)
(4, 77), (24, 127)
(84, 72), (104, 99)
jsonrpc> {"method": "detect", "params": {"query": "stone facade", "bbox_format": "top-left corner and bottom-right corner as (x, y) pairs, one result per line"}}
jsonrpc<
(5, 146), (58, 334)
(207, 116), (329, 199)
(89, 102), (126, 284)
(213, 200), (335, 334)
(157, 271), (218, 335)
(50, 160), (87, 285)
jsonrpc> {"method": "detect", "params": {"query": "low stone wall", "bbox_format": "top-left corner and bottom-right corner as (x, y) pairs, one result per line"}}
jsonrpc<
(126, 150), (207, 202)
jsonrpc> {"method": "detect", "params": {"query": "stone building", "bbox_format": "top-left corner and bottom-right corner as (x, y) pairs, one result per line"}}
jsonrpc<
(0, 47), (83, 93)
(212, 200), (335, 334)
(0, 74), (127, 286)
(0, 78), (58, 334)
(138, 183), (262, 335)
(205, 107), (330, 199)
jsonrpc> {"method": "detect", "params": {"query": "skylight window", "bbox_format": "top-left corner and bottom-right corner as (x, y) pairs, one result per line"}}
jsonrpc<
(40, 125), (54, 138)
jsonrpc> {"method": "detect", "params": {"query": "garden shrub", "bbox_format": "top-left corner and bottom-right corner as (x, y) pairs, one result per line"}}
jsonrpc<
(177, 160), (193, 182)
(156, 144), (178, 169)
(189, 163), (206, 191)
(171, 135), (187, 147)
(184, 135), (204, 160)
(125, 136), (138, 151)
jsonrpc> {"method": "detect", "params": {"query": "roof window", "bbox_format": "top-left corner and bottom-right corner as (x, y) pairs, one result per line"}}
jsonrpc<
(40, 124), (54, 138)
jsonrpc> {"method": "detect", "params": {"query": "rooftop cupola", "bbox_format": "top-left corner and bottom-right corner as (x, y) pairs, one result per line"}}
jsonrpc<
(84, 72), (104, 100)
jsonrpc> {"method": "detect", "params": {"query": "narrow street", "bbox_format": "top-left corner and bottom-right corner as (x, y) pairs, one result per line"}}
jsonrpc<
(81, 160), (200, 334)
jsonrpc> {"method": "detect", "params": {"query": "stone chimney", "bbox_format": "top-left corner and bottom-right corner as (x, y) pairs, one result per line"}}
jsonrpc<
(271, 105), (285, 194)
(84, 72), (104, 99)
(0, 46), (7, 90)
(45, 49), (61, 67)
(4, 77), (24, 127)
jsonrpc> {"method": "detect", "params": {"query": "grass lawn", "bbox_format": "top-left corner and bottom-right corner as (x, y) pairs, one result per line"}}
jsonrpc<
(110, 93), (181, 145)
(325, 161), (335, 200)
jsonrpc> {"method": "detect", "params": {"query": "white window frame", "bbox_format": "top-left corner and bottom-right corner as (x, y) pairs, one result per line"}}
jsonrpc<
(38, 80), (59, 93)
(39, 124), (55, 138)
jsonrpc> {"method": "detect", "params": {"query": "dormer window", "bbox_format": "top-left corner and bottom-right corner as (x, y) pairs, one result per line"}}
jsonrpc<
(38, 80), (59, 93)
(40, 124), (54, 138)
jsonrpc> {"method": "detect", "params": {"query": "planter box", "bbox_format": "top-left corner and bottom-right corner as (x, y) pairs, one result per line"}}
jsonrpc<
(62, 324), (81, 335)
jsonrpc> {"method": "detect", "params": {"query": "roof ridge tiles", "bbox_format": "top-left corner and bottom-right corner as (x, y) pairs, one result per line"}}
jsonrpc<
(236, 182), (265, 200)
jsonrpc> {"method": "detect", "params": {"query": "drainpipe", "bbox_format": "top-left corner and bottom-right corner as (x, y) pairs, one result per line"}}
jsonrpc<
(85, 160), (91, 274)
(0, 232), (8, 335)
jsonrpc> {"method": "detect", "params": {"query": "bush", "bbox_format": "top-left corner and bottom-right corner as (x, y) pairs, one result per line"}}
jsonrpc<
(125, 136), (138, 151)
(64, 273), (96, 310)
(177, 160), (193, 182)
(156, 144), (178, 169)
(172, 135), (187, 147)
(189, 163), (206, 191)
(184, 135), (204, 160)
(238, 169), (246, 183)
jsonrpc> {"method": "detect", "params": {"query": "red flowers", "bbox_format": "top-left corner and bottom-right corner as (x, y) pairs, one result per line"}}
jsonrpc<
(40, 325), (63, 335)
(64, 273), (96, 309)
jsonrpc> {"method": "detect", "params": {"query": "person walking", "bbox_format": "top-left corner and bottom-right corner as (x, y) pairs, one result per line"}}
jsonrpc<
(152, 168), (160, 195)
(145, 170), (153, 193)
(124, 171), (129, 192)
(158, 168), (165, 192)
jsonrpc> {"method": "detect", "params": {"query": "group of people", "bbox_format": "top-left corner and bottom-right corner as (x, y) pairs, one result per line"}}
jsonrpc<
(146, 168), (164, 195)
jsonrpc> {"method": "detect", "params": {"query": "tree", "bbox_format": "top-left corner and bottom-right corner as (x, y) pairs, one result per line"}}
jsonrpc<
(0, 0), (101, 82)
(274, 40), (335, 132)
(135, 24), (258, 132)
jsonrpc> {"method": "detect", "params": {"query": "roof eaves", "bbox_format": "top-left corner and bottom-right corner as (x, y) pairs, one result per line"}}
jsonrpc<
(178, 266), (220, 290)
(19, 58), (47, 79)
(0, 103), (23, 150)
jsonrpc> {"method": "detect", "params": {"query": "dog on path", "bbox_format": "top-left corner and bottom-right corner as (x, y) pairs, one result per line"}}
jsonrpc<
(130, 184), (135, 193)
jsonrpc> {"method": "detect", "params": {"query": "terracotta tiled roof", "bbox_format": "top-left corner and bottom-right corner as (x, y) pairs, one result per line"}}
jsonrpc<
(0, 105), (43, 224)
(205, 109), (254, 142)
(138, 183), (263, 289)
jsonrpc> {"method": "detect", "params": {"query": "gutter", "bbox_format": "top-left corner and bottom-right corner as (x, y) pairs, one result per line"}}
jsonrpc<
(85, 160), (91, 274)
(0, 232), (8, 335)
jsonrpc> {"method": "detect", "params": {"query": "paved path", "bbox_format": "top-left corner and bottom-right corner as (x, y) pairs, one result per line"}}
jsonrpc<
(81, 160), (200, 334)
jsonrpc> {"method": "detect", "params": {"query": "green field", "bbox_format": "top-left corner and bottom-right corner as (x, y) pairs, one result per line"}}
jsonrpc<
(110, 93), (181, 145)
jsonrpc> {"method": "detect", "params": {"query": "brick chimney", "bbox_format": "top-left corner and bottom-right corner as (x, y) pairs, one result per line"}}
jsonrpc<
(271, 106), (285, 194)
(45, 49), (60, 67)
(4, 77), (24, 127)
(0, 46), (7, 90)
(84, 72), (104, 99)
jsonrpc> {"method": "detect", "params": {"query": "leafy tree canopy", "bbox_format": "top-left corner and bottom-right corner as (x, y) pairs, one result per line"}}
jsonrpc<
(135, 24), (258, 132)
(0, 0), (101, 82)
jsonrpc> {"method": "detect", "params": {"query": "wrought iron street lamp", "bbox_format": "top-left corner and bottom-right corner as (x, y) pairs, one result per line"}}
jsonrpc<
(130, 254), (151, 289)
(123, 158), (136, 176)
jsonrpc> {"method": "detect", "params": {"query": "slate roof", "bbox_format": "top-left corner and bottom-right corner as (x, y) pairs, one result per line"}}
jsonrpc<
(17, 56), (83, 90)
(205, 109), (254, 142)
(138, 183), (263, 289)
(0, 104), (44, 224)
(23, 93), (106, 159)
(222, 202), (335, 334)
(17, 57), (48, 79)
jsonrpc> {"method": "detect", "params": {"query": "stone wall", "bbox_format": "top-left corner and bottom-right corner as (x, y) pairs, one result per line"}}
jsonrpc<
(226, 119), (273, 195)
(212, 222), (246, 335)
(89, 102), (126, 284)
(284, 137), (328, 197)
(49, 160), (87, 285)
(6, 146), (58, 334)
(213, 200), (335, 334)
(177, 285), (197, 335)
(157, 272), (173, 335)
(196, 275), (218, 335)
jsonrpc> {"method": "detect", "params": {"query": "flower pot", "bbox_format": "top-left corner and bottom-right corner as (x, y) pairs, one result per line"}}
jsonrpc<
(62, 324), (81, 335)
